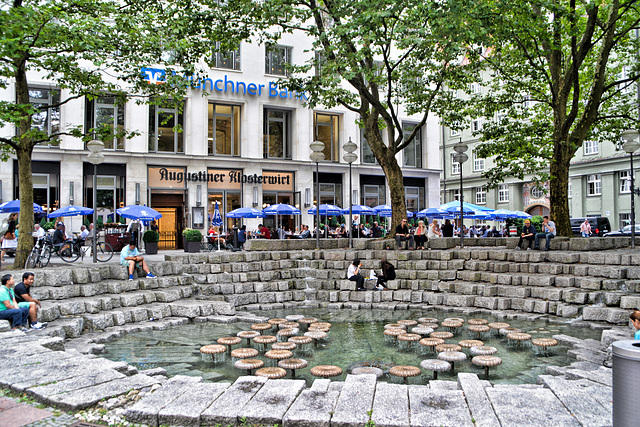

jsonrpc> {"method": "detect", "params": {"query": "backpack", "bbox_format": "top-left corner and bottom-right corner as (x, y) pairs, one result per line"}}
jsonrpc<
(386, 264), (396, 280)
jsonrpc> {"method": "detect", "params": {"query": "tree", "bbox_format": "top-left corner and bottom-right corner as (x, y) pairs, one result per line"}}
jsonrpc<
(0, 0), (248, 266)
(243, 0), (475, 232)
(454, 0), (640, 236)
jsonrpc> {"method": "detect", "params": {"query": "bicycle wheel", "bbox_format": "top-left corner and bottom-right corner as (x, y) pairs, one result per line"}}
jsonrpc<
(25, 248), (38, 269)
(59, 242), (80, 262)
(40, 246), (52, 267)
(95, 242), (114, 262)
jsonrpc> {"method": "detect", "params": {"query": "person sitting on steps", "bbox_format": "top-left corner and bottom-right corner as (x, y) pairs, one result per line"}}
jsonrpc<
(347, 257), (365, 291)
(120, 241), (157, 280)
(376, 259), (395, 290)
(516, 219), (537, 250)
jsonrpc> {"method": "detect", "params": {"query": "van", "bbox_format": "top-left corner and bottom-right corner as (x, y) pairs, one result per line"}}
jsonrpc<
(570, 217), (612, 237)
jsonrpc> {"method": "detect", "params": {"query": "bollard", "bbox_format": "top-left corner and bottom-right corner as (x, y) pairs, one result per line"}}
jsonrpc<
(231, 226), (239, 251)
(612, 340), (640, 426)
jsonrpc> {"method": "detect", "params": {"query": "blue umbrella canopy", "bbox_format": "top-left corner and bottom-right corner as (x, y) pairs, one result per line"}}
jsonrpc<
(373, 204), (392, 217)
(341, 205), (376, 215)
(47, 205), (93, 218)
(0, 199), (44, 214)
(442, 204), (476, 215)
(212, 202), (223, 226)
(116, 205), (162, 221)
(491, 209), (515, 220)
(513, 210), (533, 219)
(264, 203), (302, 215)
(226, 207), (266, 218)
(416, 207), (448, 218)
(440, 201), (495, 212)
(307, 204), (341, 215)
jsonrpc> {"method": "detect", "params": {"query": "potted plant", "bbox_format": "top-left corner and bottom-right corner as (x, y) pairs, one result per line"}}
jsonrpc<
(143, 230), (160, 255)
(182, 228), (202, 253)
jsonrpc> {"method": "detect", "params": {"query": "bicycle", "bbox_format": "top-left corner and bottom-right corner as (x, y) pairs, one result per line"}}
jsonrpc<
(25, 236), (54, 268)
(58, 239), (114, 263)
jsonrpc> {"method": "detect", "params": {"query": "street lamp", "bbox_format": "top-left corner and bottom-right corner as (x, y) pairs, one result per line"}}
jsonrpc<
(621, 130), (640, 249)
(343, 137), (358, 249)
(87, 139), (105, 263)
(310, 140), (325, 250)
(453, 140), (468, 248)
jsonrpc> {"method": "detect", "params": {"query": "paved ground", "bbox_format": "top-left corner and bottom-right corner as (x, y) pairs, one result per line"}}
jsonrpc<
(0, 396), (77, 427)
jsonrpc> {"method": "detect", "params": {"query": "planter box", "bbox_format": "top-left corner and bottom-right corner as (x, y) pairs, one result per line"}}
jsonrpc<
(184, 241), (201, 253)
(144, 242), (158, 255)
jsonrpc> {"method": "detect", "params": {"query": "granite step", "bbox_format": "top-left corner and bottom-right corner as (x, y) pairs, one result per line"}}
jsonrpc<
(538, 375), (612, 426)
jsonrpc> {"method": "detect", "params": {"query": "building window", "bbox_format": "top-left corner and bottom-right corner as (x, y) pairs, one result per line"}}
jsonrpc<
(85, 95), (125, 150)
(531, 186), (545, 198)
(360, 129), (376, 164)
(362, 184), (385, 207)
(208, 103), (240, 156)
(584, 140), (598, 155)
(472, 118), (482, 132)
(314, 112), (340, 162)
(450, 121), (460, 137)
(263, 108), (291, 159)
(473, 150), (484, 172)
(620, 170), (632, 193)
(470, 82), (481, 94)
(498, 184), (509, 203)
(587, 174), (601, 196)
(568, 180), (572, 198)
(452, 188), (460, 202)
(148, 101), (184, 153)
(620, 213), (631, 227)
(405, 186), (423, 212)
(265, 45), (292, 76)
(451, 154), (461, 174)
(402, 122), (422, 168)
(318, 183), (342, 207)
(475, 187), (486, 204)
(29, 87), (60, 147)
(212, 43), (241, 70)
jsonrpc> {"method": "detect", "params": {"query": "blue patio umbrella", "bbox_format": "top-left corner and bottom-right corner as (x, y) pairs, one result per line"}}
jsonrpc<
(226, 207), (266, 218)
(116, 205), (162, 221)
(416, 207), (448, 218)
(264, 204), (302, 215)
(341, 205), (376, 216)
(212, 202), (223, 251)
(440, 201), (495, 212)
(0, 199), (43, 214)
(513, 210), (532, 219)
(306, 204), (342, 216)
(491, 209), (515, 220)
(373, 204), (392, 217)
(443, 204), (476, 215)
(47, 205), (94, 218)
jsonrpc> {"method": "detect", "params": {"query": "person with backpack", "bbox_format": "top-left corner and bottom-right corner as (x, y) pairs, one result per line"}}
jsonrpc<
(376, 259), (395, 290)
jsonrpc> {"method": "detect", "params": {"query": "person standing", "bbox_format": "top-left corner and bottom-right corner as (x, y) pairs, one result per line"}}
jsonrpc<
(0, 274), (30, 332)
(347, 258), (365, 291)
(516, 219), (537, 250)
(395, 219), (414, 250)
(580, 219), (592, 237)
(441, 219), (454, 237)
(534, 215), (556, 251)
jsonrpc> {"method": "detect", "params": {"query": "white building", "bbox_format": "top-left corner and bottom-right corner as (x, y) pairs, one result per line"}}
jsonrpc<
(0, 33), (441, 249)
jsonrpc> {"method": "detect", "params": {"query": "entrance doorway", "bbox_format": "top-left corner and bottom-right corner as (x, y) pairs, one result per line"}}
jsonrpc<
(150, 193), (185, 249)
(526, 205), (550, 217)
(208, 191), (241, 233)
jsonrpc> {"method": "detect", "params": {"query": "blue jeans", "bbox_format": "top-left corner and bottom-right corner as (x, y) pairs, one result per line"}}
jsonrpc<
(535, 232), (555, 250)
(581, 232), (589, 237)
(0, 307), (29, 328)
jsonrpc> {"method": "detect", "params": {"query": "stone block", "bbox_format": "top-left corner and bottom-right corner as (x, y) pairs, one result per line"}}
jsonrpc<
(371, 382), (409, 427)
(158, 382), (229, 427)
(239, 379), (305, 426)
(408, 388), (473, 427)
(486, 386), (579, 426)
(200, 376), (267, 426)
(474, 297), (498, 310)
(169, 302), (201, 318)
(457, 373), (499, 427)
(582, 307), (629, 324)
(331, 374), (376, 427)
(620, 295), (640, 309)
(443, 295), (476, 307)
(576, 277), (603, 291)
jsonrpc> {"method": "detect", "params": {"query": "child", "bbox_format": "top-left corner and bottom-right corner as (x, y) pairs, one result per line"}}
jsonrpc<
(631, 310), (640, 340)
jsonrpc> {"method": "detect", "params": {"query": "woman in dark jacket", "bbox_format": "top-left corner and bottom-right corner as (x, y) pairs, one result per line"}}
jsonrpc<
(441, 219), (454, 237)
(376, 258), (395, 290)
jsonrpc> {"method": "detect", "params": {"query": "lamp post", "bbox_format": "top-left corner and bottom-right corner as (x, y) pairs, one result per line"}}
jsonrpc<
(310, 140), (325, 250)
(453, 140), (468, 248)
(87, 139), (105, 263)
(343, 137), (358, 249)
(621, 130), (640, 249)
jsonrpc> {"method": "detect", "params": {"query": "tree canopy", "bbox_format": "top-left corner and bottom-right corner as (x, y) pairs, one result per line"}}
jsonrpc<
(450, 0), (640, 235)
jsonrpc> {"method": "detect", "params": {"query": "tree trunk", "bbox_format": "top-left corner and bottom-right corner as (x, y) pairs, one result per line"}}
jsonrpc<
(549, 140), (572, 237)
(383, 159), (407, 238)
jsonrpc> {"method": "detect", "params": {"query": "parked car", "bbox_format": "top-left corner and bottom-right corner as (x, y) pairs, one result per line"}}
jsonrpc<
(570, 217), (611, 237)
(604, 224), (640, 237)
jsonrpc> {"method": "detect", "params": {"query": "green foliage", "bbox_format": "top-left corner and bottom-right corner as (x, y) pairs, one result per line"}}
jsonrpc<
(39, 219), (55, 230)
(182, 228), (203, 242)
(142, 230), (159, 243)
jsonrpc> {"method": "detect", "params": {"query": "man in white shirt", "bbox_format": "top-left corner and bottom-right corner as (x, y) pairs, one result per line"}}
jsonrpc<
(534, 215), (557, 251)
(347, 257), (365, 291)
(32, 224), (45, 239)
(79, 225), (89, 240)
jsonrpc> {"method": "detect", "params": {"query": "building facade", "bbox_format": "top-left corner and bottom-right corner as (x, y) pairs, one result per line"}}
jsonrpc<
(0, 33), (441, 248)
(440, 112), (637, 230)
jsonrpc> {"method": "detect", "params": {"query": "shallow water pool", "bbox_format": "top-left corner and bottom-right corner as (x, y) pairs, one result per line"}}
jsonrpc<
(102, 308), (602, 385)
